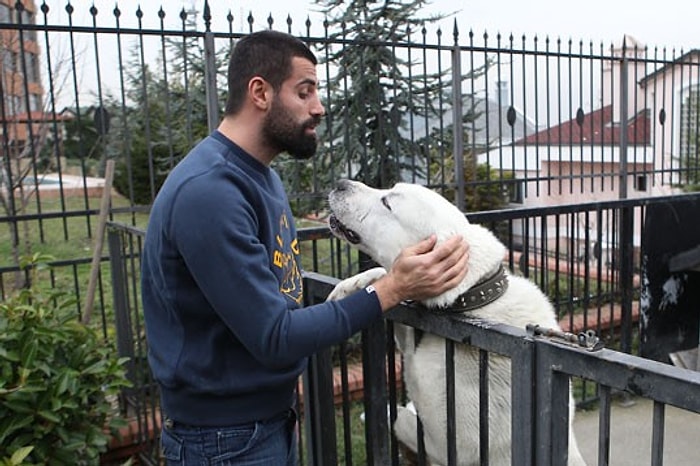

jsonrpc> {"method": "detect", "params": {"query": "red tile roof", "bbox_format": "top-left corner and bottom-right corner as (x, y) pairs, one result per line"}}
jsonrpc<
(515, 105), (651, 146)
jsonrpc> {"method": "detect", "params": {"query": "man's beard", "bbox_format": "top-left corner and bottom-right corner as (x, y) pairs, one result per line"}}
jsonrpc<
(263, 98), (321, 160)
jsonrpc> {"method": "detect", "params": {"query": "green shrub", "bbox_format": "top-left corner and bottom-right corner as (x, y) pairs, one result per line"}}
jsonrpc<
(0, 256), (131, 465)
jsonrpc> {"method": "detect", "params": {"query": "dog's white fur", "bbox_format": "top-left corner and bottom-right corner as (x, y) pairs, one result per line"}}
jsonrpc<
(327, 180), (586, 466)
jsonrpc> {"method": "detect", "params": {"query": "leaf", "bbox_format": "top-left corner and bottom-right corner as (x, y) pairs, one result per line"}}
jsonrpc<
(107, 416), (129, 429)
(55, 371), (73, 395)
(20, 336), (38, 369)
(2, 400), (35, 414)
(2, 350), (20, 363)
(37, 410), (61, 423)
(81, 360), (107, 375)
(0, 416), (33, 445)
(61, 440), (85, 452)
(10, 446), (34, 464)
(17, 367), (31, 385)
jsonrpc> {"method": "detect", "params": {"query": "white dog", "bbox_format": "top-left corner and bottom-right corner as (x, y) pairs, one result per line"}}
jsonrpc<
(326, 180), (586, 466)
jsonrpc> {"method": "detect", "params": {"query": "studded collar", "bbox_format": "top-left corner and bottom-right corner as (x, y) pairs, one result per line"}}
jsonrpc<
(440, 264), (508, 313)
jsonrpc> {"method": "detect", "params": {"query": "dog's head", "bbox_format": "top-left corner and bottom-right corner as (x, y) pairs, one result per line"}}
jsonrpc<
(328, 180), (506, 308)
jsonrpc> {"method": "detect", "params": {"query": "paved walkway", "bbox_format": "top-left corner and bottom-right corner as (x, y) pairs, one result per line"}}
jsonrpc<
(573, 395), (700, 465)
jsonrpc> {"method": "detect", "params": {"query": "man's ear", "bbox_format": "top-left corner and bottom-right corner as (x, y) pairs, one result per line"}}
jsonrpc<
(249, 76), (272, 111)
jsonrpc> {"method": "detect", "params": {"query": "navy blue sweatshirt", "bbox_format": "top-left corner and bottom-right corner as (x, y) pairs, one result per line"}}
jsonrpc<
(141, 131), (382, 426)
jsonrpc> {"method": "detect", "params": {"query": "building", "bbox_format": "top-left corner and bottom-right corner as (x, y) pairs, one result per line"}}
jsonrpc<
(478, 36), (698, 208)
(1, 0), (44, 162)
(474, 36), (700, 259)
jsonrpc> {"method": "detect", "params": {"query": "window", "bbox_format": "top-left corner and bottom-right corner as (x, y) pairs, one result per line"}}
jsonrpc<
(21, 9), (33, 25)
(0, 5), (10, 23)
(679, 87), (700, 185)
(506, 178), (524, 204)
(23, 53), (39, 82)
(31, 54), (40, 82)
(634, 175), (648, 192)
(29, 93), (42, 112)
(11, 95), (23, 114)
(21, 10), (37, 41)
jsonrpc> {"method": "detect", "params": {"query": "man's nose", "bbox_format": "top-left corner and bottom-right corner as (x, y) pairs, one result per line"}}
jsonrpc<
(312, 97), (326, 117)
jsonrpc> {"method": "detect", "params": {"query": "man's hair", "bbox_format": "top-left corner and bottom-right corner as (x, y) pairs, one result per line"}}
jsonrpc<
(224, 30), (318, 116)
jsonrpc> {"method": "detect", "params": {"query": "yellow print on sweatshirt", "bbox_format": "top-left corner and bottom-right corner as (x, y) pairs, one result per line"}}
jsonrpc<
(274, 213), (303, 304)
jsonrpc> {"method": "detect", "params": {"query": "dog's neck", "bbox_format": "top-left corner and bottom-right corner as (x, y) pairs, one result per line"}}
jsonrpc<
(445, 264), (508, 313)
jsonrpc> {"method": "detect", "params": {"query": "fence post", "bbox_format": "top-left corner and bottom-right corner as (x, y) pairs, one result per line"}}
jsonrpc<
(618, 40), (634, 353)
(302, 350), (338, 466)
(361, 322), (390, 465)
(452, 21), (465, 212)
(203, 1), (220, 132)
(534, 341), (572, 466)
(301, 274), (339, 466)
(619, 205), (635, 353)
(619, 38), (629, 201)
(358, 252), (391, 466)
(107, 227), (137, 397)
(511, 337), (536, 466)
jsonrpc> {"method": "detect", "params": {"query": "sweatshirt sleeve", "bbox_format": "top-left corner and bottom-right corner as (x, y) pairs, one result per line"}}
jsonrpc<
(170, 174), (382, 369)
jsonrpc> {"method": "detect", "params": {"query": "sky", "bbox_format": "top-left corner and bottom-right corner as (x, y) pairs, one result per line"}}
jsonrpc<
(42, 0), (700, 51)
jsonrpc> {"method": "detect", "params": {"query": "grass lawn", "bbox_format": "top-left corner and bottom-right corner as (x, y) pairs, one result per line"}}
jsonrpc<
(1, 191), (149, 325)
(1, 192), (149, 268)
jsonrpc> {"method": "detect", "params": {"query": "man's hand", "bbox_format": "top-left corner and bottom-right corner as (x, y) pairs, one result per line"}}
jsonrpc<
(372, 235), (469, 311)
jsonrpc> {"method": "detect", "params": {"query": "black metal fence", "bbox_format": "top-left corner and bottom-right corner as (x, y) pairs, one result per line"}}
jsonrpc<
(3, 1), (700, 305)
(3, 0), (700, 463)
(106, 188), (700, 465)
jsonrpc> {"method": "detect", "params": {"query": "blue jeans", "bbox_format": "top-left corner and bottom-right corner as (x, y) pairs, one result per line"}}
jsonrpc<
(160, 409), (298, 465)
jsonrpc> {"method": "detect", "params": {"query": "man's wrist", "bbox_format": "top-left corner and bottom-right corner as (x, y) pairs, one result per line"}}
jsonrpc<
(372, 275), (402, 312)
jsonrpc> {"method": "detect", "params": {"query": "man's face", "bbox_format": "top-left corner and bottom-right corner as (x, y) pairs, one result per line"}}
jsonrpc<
(263, 57), (325, 160)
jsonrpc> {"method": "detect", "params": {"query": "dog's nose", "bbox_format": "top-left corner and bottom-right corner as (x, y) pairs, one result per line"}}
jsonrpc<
(335, 179), (352, 191)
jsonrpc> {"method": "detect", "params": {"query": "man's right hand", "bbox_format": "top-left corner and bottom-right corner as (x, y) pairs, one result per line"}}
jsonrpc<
(372, 235), (470, 311)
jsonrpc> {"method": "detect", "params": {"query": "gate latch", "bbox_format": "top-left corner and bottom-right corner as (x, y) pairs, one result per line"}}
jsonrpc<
(526, 324), (605, 352)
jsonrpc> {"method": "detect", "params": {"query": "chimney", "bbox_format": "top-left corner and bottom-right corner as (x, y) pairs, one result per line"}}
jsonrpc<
(497, 80), (509, 106)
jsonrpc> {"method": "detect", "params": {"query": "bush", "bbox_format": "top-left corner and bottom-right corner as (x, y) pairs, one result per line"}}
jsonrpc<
(0, 256), (131, 465)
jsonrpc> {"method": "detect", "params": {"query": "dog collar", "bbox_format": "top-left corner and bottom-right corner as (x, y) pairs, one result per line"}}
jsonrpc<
(443, 264), (509, 313)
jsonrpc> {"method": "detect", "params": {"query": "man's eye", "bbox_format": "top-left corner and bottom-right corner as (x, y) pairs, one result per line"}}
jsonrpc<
(381, 197), (392, 211)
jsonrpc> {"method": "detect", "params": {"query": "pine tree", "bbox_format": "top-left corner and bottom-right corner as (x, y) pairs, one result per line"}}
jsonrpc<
(105, 8), (226, 205)
(313, 0), (452, 189)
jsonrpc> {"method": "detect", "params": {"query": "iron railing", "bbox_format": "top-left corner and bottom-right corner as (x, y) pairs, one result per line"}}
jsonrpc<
(106, 188), (700, 464)
(1, 1), (700, 463)
(3, 1), (700, 307)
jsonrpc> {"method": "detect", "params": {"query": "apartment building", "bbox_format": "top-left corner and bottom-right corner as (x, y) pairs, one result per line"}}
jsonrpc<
(0, 0), (43, 157)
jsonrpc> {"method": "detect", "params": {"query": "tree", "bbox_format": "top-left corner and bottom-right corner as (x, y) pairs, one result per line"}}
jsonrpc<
(106, 63), (178, 205)
(312, 0), (453, 190)
(0, 18), (74, 289)
(425, 124), (514, 212)
(106, 9), (226, 205)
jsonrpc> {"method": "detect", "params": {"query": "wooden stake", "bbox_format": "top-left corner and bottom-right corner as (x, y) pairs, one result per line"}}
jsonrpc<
(82, 159), (115, 325)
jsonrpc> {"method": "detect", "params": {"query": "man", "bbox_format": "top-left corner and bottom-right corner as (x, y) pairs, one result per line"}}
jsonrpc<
(141, 30), (469, 465)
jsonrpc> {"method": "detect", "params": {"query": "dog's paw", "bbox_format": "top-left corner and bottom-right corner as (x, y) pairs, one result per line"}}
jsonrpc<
(326, 267), (387, 301)
(393, 404), (420, 454)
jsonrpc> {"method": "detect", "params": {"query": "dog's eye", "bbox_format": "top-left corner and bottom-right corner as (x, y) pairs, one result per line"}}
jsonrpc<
(381, 196), (392, 211)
